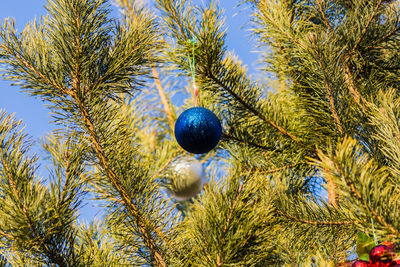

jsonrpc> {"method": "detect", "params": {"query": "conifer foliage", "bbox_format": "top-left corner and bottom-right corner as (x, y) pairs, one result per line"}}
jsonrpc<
(0, 0), (400, 265)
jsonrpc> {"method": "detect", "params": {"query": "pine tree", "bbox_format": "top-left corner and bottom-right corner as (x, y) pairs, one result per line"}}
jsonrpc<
(0, 0), (400, 266)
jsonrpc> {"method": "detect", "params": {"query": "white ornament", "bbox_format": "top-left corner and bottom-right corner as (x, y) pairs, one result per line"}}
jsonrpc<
(167, 156), (205, 201)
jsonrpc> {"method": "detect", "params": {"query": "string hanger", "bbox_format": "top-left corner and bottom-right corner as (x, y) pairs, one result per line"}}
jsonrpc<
(187, 37), (198, 107)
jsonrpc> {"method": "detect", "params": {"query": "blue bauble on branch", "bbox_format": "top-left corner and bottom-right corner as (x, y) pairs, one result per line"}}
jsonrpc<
(175, 107), (222, 154)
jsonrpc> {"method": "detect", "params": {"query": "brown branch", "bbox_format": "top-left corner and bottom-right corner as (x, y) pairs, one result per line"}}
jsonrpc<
(256, 163), (297, 174)
(275, 209), (353, 226)
(342, 1), (382, 112)
(317, 57), (344, 136)
(352, 0), (382, 52)
(320, 158), (339, 206)
(0, 229), (12, 239)
(152, 67), (174, 130)
(222, 132), (280, 152)
(316, 0), (333, 32)
(326, 169), (338, 207)
(343, 60), (367, 112)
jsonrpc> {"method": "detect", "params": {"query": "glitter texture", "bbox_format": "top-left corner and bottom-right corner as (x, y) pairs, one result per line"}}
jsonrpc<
(174, 107), (222, 154)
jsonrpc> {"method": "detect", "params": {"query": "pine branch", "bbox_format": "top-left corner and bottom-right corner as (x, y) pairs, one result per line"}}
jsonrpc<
(352, 0), (382, 52)
(157, 0), (306, 152)
(222, 132), (280, 152)
(208, 73), (299, 143)
(1, 0), (168, 264)
(313, 43), (344, 136)
(0, 130), (67, 266)
(272, 187), (356, 263)
(311, 39), (341, 205)
(0, 113), (87, 266)
(0, 43), (69, 95)
(73, 220), (141, 266)
(342, 1), (385, 111)
(275, 209), (353, 226)
(343, 59), (367, 111)
(70, 92), (167, 267)
(218, 183), (244, 267)
(364, 24), (400, 50)
(333, 158), (400, 236)
(315, 137), (400, 238)
(316, 0), (333, 32)
(255, 163), (297, 175)
(170, 167), (278, 266)
(366, 90), (400, 178)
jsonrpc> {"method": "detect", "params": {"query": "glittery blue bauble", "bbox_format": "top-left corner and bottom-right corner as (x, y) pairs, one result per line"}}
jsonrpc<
(175, 107), (222, 154)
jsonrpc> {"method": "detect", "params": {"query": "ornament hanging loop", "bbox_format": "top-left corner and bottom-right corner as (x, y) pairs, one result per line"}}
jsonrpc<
(187, 38), (198, 107)
(193, 82), (198, 107)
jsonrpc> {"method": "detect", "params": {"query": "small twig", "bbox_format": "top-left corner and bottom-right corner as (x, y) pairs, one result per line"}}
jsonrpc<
(152, 67), (175, 130)
(352, 0), (382, 52)
(313, 45), (344, 136)
(87, 179), (123, 204)
(275, 209), (353, 226)
(255, 163), (297, 174)
(222, 133), (279, 152)
(0, 229), (12, 239)
(363, 25), (400, 51)
(316, 0), (333, 32)
(343, 60), (367, 112)
(152, 153), (179, 179)
(342, 1), (382, 112)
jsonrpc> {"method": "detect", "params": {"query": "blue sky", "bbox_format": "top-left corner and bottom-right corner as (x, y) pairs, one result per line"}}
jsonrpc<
(0, 0), (259, 222)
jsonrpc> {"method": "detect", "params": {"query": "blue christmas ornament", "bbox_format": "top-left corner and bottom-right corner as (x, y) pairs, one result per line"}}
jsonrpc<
(175, 107), (222, 154)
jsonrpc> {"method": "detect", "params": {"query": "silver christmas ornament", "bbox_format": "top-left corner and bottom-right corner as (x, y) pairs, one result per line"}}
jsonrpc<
(167, 156), (206, 201)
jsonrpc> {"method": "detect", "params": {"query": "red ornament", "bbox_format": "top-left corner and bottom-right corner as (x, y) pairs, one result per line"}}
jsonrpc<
(352, 260), (370, 267)
(390, 259), (400, 266)
(370, 262), (392, 267)
(370, 245), (394, 266)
